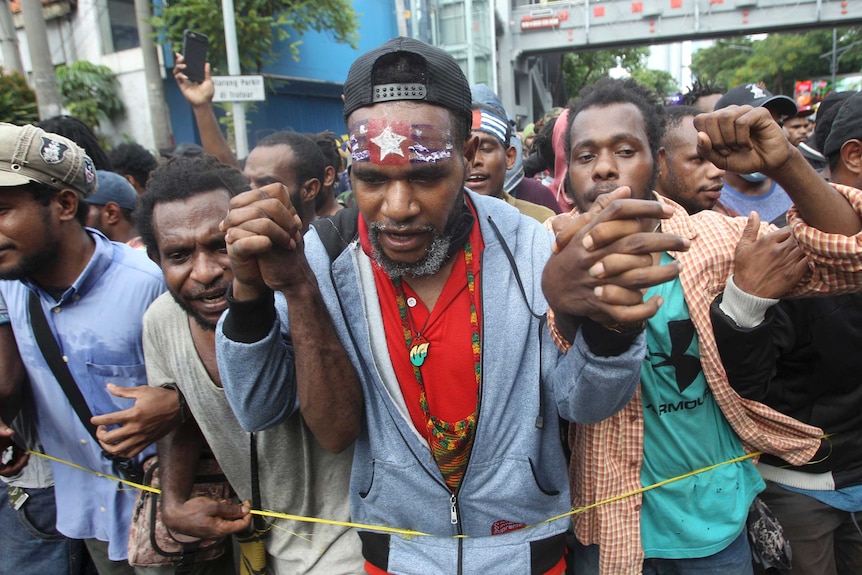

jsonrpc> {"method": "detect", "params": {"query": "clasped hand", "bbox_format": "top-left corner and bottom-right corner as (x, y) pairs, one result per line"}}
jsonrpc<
(220, 183), (309, 299)
(543, 187), (689, 329)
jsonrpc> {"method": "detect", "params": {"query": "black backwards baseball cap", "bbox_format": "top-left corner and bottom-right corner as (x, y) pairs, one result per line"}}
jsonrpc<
(818, 91), (855, 121)
(342, 37), (473, 137)
(0, 123), (97, 197)
(714, 83), (798, 118)
(823, 91), (862, 158)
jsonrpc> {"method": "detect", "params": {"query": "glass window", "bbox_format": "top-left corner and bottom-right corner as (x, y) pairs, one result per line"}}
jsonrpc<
(106, 0), (139, 52)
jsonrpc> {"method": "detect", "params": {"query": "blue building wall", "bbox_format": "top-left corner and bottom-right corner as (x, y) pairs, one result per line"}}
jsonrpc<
(166, 0), (399, 155)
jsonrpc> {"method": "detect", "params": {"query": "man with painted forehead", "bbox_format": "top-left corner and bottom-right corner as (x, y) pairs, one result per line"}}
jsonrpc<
(216, 37), (680, 574)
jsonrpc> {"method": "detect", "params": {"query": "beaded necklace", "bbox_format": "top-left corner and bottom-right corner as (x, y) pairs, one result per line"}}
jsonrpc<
(392, 240), (481, 492)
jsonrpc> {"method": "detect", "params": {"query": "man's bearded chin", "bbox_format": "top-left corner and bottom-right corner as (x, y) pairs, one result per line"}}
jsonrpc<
(368, 222), (452, 279)
(0, 245), (58, 281)
(168, 289), (217, 331)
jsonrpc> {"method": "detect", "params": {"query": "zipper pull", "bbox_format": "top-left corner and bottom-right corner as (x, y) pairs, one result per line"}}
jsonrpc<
(450, 493), (458, 525)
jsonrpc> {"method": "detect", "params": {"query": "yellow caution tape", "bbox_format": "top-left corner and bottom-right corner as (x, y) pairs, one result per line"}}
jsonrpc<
(25, 444), (814, 539)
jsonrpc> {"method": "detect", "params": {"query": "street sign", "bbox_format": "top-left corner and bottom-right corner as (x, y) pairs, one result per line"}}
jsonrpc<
(211, 75), (266, 102)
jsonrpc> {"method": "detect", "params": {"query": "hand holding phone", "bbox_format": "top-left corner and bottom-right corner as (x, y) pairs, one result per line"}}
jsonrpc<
(182, 29), (209, 84)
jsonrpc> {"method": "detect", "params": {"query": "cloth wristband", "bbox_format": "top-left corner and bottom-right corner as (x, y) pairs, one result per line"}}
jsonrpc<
(222, 285), (276, 344)
(580, 317), (643, 357)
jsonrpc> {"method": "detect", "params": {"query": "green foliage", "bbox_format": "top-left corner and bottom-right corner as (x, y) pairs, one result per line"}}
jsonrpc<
(215, 101), (258, 150)
(690, 38), (754, 89)
(562, 47), (649, 100)
(0, 69), (38, 125)
(631, 68), (679, 98)
(562, 47), (677, 101)
(691, 29), (862, 94)
(55, 61), (124, 130)
(150, 0), (359, 74)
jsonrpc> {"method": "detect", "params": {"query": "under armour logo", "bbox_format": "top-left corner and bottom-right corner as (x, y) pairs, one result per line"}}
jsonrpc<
(649, 319), (703, 393)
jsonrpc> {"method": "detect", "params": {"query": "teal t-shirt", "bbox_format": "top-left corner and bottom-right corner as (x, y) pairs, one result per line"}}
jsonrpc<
(639, 254), (764, 558)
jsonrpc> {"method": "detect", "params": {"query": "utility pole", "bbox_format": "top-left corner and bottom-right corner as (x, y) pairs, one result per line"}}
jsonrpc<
(0, 0), (24, 74)
(221, 0), (248, 159)
(134, 0), (172, 150)
(818, 29), (862, 89)
(19, 0), (61, 119)
(832, 28), (838, 87)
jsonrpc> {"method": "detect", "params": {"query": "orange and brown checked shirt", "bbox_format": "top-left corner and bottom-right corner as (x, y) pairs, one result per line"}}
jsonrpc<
(546, 185), (862, 574)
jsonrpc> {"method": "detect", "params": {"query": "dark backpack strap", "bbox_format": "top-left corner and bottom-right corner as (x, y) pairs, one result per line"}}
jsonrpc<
(310, 207), (360, 262)
(249, 432), (267, 532)
(28, 290), (99, 441)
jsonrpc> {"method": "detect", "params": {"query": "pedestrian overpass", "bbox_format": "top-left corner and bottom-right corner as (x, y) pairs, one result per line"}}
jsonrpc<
(494, 0), (862, 122)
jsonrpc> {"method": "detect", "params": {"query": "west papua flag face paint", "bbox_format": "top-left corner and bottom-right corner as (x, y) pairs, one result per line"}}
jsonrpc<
(350, 119), (454, 166)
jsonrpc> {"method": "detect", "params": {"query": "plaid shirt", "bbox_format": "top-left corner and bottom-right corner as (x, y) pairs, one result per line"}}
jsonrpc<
(549, 185), (862, 574)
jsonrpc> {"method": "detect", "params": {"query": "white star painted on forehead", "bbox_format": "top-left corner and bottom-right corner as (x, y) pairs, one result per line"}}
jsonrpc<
(371, 125), (406, 160)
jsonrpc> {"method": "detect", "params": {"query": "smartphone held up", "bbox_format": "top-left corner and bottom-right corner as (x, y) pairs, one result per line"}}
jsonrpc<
(181, 29), (208, 84)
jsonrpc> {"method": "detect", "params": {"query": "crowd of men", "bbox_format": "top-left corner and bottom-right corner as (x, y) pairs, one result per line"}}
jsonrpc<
(0, 35), (861, 575)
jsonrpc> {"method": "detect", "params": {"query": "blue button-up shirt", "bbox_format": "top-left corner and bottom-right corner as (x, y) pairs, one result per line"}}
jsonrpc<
(0, 229), (164, 560)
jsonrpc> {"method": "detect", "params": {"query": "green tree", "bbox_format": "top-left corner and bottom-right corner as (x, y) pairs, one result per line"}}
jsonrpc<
(0, 69), (38, 125)
(55, 61), (124, 130)
(150, 0), (359, 74)
(561, 47), (649, 102)
(631, 68), (679, 98)
(738, 31), (833, 94)
(690, 38), (754, 89)
(690, 29), (862, 94)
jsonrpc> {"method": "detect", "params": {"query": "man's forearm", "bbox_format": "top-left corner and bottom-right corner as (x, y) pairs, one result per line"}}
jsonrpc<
(0, 324), (24, 423)
(769, 147), (862, 235)
(158, 415), (205, 513)
(0, 382), (22, 423)
(218, 291), (297, 432)
(283, 281), (362, 454)
(711, 294), (786, 403)
(192, 103), (239, 168)
(553, 329), (644, 424)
